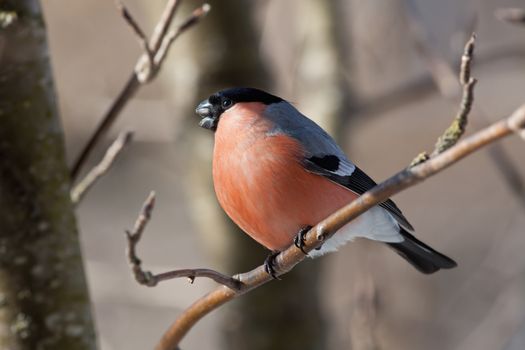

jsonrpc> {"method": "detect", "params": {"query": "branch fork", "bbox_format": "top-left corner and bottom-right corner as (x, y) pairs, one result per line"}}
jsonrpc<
(126, 191), (242, 291)
(70, 0), (210, 183)
(118, 1), (211, 83)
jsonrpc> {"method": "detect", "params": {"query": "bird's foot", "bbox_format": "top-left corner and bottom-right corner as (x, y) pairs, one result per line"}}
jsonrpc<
(293, 225), (313, 254)
(264, 251), (281, 280)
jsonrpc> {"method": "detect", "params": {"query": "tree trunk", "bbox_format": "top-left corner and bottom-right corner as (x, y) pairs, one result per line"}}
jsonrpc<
(0, 1), (97, 349)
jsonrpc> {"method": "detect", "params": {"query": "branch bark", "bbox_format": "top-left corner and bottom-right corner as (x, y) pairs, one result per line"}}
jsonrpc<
(155, 105), (525, 350)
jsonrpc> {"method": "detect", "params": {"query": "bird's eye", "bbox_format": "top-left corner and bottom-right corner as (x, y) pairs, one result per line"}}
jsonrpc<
(222, 98), (233, 109)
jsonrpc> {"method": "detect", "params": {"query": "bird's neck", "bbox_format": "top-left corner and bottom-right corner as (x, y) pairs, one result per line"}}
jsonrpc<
(214, 103), (272, 152)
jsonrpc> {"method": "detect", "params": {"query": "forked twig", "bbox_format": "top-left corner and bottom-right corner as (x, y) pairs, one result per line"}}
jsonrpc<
(70, 1), (210, 182)
(126, 192), (242, 290)
(153, 4), (211, 70)
(116, 1), (154, 64)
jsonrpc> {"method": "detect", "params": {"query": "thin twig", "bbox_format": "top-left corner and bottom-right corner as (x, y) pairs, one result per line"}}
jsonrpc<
(152, 268), (241, 289)
(149, 0), (181, 53)
(126, 191), (156, 285)
(406, 9), (525, 206)
(70, 1), (210, 181)
(126, 192), (241, 290)
(133, 2), (210, 83)
(410, 33), (477, 166)
(495, 8), (525, 25)
(155, 104), (525, 350)
(116, 0), (154, 64)
(70, 131), (133, 204)
(432, 33), (476, 156)
(154, 4), (211, 69)
(70, 75), (138, 181)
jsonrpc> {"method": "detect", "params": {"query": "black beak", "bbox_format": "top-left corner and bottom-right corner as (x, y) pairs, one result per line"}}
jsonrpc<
(196, 100), (212, 118)
(195, 100), (217, 130)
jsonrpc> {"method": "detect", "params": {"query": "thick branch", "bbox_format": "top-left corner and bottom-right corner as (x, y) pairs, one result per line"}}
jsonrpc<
(70, 131), (133, 204)
(155, 106), (525, 350)
(126, 192), (241, 290)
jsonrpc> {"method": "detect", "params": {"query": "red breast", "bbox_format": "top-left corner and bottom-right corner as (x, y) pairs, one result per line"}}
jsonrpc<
(212, 102), (358, 251)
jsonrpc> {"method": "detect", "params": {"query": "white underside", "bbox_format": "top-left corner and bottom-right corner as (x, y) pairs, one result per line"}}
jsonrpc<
(308, 206), (404, 258)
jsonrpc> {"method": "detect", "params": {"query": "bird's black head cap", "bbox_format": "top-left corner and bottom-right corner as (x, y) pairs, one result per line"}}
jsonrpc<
(196, 87), (283, 131)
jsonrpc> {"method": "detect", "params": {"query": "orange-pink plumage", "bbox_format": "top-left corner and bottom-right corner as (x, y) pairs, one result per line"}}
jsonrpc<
(213, 102), (358, 251)
(196, 87), (457, 274)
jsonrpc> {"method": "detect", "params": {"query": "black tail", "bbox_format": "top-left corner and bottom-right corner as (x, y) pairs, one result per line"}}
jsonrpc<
(387, 229), (457, 274)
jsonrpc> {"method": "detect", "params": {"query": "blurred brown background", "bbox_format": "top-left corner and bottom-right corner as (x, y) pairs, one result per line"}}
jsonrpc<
(41, 0), (525, 349)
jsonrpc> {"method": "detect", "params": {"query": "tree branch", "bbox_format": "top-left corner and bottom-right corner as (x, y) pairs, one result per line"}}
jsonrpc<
(142, 32), (525, 348)
(153, 4), (211, 72)
(431, 33), (476, 156)
(125, 192), (242, 290)
(149, 0), (181, 53)
(116, 0), (154, 64)
(406, 8), (525, 207)
(70, 1), (210, 181)
(409, 33), (476, 166)
(70, 130), (133, 205)
(154, 103), (525, 350)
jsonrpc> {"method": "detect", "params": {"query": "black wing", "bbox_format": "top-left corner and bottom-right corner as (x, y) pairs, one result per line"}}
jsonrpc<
(304, 156), (414, 232)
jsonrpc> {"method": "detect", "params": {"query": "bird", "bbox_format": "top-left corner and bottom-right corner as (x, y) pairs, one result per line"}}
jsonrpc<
(195, 87), (457, 277)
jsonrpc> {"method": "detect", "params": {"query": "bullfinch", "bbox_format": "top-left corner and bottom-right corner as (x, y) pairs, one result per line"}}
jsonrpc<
(195, 87), (457, 277)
